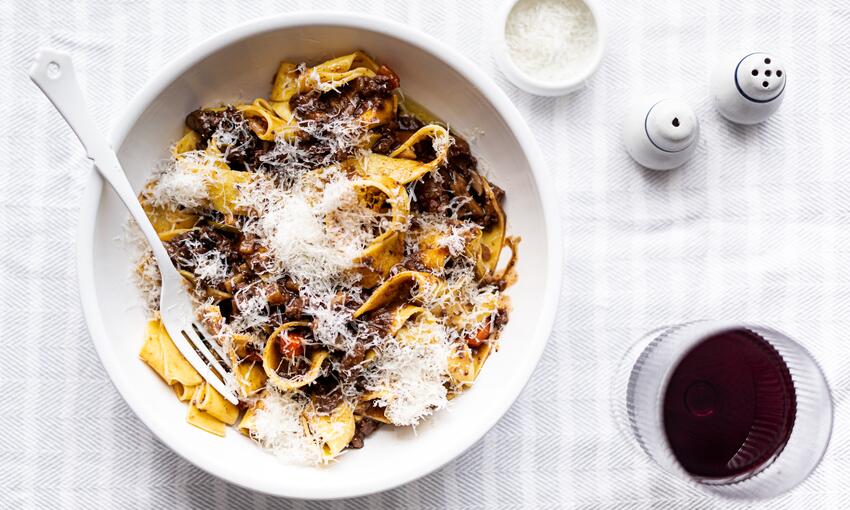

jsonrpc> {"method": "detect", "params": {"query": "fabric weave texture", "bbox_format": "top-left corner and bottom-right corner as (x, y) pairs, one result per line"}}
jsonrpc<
(1, 0), (848, 508)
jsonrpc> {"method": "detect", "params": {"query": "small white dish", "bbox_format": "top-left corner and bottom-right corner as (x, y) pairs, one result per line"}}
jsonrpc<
(76, 12), (562, 500)
(494, 0), (605, 96)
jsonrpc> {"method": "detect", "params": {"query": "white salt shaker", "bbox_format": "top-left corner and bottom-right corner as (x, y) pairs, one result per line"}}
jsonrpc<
(623, 96), (700, 171)
(711, 52), (786, 124)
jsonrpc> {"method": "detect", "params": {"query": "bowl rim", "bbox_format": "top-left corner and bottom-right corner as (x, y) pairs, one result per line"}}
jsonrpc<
(76, 11), (563, 500)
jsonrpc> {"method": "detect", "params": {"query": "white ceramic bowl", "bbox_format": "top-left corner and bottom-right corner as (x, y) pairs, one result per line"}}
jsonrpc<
(78, 13), (562, 499)
(494, 0), (606, 96)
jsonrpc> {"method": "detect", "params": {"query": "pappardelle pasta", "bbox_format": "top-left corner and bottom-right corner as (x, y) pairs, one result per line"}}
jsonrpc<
(132, 51), (518, 464)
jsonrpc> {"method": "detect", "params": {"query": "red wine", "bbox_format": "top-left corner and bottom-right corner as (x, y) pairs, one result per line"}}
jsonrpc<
(663, 329), (796, 479)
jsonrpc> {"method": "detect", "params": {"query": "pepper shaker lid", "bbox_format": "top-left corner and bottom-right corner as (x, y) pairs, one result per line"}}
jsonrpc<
(737, 53), (785, 102)
(712, 52), (786, 124)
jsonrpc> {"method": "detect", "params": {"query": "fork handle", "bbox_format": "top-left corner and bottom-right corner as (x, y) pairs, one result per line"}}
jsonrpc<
(29, 49), (177, 275)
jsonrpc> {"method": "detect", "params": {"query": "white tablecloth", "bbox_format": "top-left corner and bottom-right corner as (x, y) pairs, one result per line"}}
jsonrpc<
(2, 0), (849, 507)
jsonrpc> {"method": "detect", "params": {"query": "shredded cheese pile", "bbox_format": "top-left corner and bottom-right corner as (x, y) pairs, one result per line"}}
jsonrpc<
(238, 168), (380, 284)
(191, 250), (229, 285)
(147, 149), (225, 209)
(368, 337), (451, 427)
(251, 391), (324, 465)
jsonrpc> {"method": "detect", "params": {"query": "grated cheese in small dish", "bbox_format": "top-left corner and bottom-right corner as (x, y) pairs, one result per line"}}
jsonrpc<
(497, 0), (604, 96)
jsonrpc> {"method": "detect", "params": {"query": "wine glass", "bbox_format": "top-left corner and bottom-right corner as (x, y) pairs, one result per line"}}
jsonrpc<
(612, 320), (833, 499)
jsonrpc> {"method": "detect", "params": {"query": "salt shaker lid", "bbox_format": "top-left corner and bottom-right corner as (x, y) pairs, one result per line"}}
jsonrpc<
(646, 99), (698, 153)
(623, 95), (700, 171)
(735, 53), (785, 103)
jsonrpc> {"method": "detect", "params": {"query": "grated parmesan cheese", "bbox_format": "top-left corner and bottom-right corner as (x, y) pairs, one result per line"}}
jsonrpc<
(260, 114), (370, 182)
(191, 249), (229, 285)
(135, 250), (162, 313)
(251, 391), (323, 465)
(436, 223), (477, 257)
(229, 287), (270, 333)
(211, 114), (254, 163)
(146, 149), (226, 210)
(237, 168), (383, 285)
(505, 0), (598, 82)
(122, 219), (162, 314)
(367, 334), (452, 427)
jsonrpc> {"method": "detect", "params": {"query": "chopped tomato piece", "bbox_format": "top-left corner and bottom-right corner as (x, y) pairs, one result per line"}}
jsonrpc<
(278, 332), (305, 358)
(466, 323), (491, 348)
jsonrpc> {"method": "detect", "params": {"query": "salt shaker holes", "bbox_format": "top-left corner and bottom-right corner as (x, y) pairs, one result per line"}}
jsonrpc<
(711, 51), (786, 124)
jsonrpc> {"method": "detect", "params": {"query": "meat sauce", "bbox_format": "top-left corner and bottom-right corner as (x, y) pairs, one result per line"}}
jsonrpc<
(166, 62), (505, 451)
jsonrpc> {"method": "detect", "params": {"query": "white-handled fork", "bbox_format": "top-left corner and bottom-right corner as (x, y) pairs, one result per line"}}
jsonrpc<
(30, 49), (239, 404)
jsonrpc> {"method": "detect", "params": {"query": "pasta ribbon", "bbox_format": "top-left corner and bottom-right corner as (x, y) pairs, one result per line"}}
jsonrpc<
(172, 130), (202, 155)
(352, 176), (410, 228)
(355, 401), (393, 424)
(205, 167), (253, 218)
(360, 94), (398, 128)
(447, 291), (501, 390)
(268, 51), (382, 133)
(269, 62), (299, 105)
(173, 384), (198, 402)
(157, 227), (194, 242)
(448, 342), (494, 391)
(394, 309), (442, 346)
(238, 396), (265, 437)
(268, 62), (299, 123)
(139, 320), (203, 400)
(202, 305), (268, 400)
(353, 230), (404, 288)
(304, 402), (356, 461)
(472, 342), (493, 380)
(238, 99), (293, 141)
(350, 176), (411, 287)
(234, 360), (267, 398)
(192, 383), (240, 423)
(262, 322), (329, 391)
(187, 382), (240, 437)
(169, 145), (254, 219)
(187, 404), (227, 437)
(448, 343), (477, 388)
(297, 51), (378, 93)
(470, 179), (507, 277)
(141, 320), (239, 437)
(417, 228), (453, 271)
(387, 305), (425, 336)
(353, 271), (445, 318)
(141, 197), (198, 234)
(357, 125), (451, 185)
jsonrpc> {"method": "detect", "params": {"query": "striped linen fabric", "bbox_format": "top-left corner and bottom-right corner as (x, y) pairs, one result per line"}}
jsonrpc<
(1, 0), (849, 508)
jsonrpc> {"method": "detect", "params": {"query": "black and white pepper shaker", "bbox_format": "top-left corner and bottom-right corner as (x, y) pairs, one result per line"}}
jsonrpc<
(623, 96), (700, 171)
(712, 52), (786, 124)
